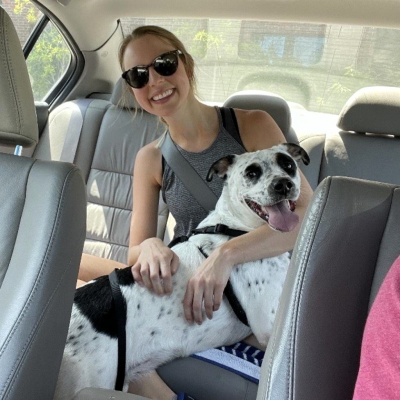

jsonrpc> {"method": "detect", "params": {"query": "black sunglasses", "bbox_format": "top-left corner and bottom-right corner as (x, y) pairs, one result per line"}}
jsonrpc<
(122, 50), (183, 89)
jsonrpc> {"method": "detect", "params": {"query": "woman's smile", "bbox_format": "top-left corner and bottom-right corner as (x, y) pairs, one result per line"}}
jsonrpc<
(151, 88), (175, 103)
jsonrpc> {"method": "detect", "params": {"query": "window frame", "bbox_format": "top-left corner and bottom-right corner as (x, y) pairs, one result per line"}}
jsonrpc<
(25, 1), (85, 108)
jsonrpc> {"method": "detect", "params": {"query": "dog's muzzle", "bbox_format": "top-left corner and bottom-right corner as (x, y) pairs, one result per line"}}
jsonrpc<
(245, 197), (299, 232)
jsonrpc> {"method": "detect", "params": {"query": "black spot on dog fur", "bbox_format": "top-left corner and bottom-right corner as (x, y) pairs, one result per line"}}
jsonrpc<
(276, 153), (297, 177)
(74, 267), (134, 339)
(244, 163), (262, 183)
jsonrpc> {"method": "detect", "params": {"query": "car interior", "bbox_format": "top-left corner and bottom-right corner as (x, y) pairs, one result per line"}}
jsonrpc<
(1, 0), (400, 399)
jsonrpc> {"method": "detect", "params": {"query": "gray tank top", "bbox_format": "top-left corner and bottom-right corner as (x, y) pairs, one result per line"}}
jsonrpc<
(162, 107), (246, 239)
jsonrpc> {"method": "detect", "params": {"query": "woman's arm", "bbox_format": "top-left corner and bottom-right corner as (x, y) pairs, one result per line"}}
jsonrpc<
(128, 142), (179, 295)
(183, 110), (313, 324)
(128, 143), (162, 263)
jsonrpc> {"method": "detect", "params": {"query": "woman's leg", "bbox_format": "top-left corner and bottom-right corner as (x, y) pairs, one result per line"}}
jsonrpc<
(128, 371), (176, 400)
(78, 253), (125, 283)
(76, 279), (87, 288)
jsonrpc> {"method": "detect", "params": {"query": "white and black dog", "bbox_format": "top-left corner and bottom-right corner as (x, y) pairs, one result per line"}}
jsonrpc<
(54, 143), (309, 399)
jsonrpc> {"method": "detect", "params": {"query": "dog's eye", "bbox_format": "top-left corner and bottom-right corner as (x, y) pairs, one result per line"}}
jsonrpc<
(284, 163), (293, 169)
(246, 171), (257, 178)
(244, 163), (262, 181)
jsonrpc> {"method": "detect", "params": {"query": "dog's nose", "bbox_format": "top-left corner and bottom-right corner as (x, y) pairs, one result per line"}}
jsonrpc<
(273, 178), (293, 196)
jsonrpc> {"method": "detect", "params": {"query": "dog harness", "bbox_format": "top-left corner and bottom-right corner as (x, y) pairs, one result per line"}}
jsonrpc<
(168, 223), (250, 327)
(108, 223), (250, 392)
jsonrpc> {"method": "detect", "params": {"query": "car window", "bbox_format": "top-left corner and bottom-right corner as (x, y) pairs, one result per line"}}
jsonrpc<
(2, 0), (72, 101)
(121, 17), (400, 115)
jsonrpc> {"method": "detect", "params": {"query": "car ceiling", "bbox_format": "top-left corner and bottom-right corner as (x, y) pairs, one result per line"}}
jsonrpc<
(36, 0), (400, 52)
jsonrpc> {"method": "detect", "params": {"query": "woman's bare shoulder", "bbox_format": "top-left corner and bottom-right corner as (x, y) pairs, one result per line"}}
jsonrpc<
(234, 108), (276, 127)
(233, 109), (285, 151)
(134, 138), (163, 185)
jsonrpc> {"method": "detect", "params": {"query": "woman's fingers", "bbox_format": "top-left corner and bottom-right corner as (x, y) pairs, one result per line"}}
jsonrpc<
(131, 263), (144, 286)
(204, 285), (214, 320)
(140, 263), (152, 289)
(170, 253), (180, 275)
(192, 283), (205, 324)
(149, 262), (164, 295)
(183, 283), (195, 323)
(160, 261), (172, 294)
(213, 282), (224, 312)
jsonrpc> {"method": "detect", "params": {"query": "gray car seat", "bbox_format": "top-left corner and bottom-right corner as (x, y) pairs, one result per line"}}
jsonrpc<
(33, 78), (168, 263)
(0, 7), (86, 400)
(223, 90), (299, 144)
(257, 175), (400, 400)
(299, 86), (400, 190)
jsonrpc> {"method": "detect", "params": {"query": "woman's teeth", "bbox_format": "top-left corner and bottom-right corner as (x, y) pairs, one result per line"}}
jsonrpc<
(152, 89), (173, 101)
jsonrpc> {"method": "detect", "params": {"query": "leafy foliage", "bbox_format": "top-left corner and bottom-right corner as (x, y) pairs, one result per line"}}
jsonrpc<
(26, 23), (71, 100)
(11, 0), (71, 100)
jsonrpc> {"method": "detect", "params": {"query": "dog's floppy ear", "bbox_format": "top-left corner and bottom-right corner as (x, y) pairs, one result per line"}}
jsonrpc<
(281, 143), (310, 166)
(206, 155), (236, 182)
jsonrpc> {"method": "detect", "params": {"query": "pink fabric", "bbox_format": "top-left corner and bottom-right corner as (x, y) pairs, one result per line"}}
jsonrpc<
(353, 255), (400, 400)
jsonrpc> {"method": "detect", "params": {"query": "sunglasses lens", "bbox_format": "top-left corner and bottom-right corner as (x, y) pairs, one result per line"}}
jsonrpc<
(123, 51), (180, 88)
(153, 52), (179, 76)
(125, 67), (149, 89)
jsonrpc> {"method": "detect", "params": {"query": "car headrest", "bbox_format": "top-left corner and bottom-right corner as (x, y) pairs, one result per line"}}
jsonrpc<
(0, 7), (38, 147)
(338, 87), (400, 136)
(110, 77), (142, 110)
(223, 90), (292, 137)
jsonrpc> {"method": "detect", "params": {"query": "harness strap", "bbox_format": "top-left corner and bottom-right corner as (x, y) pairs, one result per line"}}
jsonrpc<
(109, 269), (127, 391)
(224, 281), (249, 326)
(168, 226), (250, 327)
(191, 223), (248, 238)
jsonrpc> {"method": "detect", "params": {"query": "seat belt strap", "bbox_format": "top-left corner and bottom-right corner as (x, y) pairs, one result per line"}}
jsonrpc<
(60, 98), (95, 163)
(161, 132), (218, 212)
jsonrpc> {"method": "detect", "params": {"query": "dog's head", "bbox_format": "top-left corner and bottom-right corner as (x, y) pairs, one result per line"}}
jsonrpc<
(206, 143), (309, 232)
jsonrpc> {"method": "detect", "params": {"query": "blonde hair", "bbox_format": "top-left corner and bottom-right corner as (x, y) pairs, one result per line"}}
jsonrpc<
(118, 25), (198, 116)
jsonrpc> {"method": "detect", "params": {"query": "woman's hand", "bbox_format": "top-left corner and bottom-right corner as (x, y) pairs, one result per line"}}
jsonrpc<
(183, 246), (234, 324)
(131, 238), (179, 295)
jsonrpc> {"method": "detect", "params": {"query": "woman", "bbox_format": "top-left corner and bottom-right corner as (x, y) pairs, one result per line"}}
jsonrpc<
(78, 25), (313, 400)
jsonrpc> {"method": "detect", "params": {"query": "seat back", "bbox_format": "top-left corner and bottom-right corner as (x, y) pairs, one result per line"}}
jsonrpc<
(0, 7), (86, 399)
(257, 176), (400, 400)
(223, 90), (299, 144)
(33, 78), (167, 263)
(300, 86), (400, 189)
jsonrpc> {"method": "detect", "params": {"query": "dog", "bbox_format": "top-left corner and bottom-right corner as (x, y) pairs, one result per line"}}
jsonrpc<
(54, 143), (309, 399)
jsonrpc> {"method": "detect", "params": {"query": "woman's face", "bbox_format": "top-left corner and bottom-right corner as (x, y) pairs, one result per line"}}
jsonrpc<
(123, 35), (191, 118)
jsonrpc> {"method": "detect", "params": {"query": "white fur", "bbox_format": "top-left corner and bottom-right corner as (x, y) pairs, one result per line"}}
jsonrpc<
(54, 145), (302, 399)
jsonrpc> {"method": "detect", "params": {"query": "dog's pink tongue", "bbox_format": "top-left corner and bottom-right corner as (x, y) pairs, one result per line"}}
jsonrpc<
(265, 202), (299, 232)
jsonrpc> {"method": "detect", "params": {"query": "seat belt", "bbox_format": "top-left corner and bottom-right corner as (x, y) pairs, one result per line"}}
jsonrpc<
(60, 98), (95, 163)
(160, 132), (218, 212)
